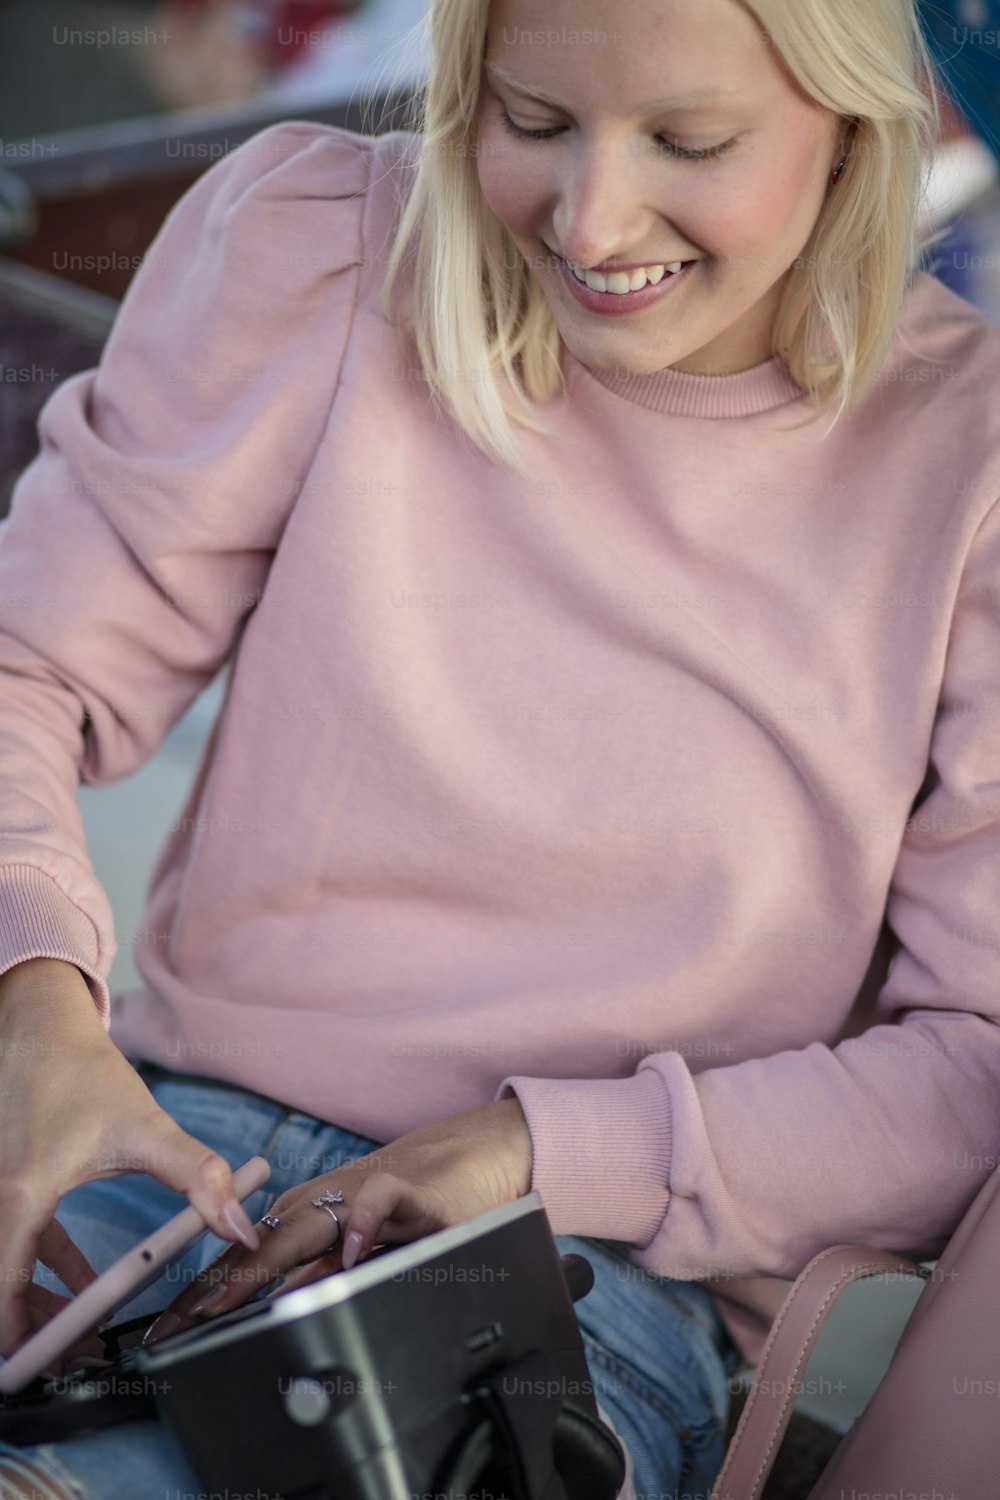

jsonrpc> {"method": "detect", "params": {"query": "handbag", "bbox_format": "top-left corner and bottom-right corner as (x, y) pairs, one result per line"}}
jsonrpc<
(708, 1162), (1000, 1500)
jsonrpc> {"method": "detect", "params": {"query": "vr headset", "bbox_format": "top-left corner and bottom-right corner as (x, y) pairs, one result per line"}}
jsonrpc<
(0, 1192), (627, 1500)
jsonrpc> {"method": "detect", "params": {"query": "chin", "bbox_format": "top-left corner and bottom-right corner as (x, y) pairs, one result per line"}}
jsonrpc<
(562, 327), (688, 378)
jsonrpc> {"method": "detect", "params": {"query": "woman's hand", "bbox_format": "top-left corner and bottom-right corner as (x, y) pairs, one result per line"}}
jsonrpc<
(0, 958), (262, 1367)
(143, 1096), (533, 1342)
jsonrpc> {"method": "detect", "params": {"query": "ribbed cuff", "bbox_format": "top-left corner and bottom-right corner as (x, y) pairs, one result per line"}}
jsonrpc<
(494, 1069), (674, 1246)
(0, 864), (111, 1023)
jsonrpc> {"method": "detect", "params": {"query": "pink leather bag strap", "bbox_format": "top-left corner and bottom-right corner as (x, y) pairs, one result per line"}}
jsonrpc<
(708, 1245), (932, 1500)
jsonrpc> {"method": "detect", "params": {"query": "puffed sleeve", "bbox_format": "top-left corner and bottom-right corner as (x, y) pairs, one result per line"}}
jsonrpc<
(498, 488), (1000, 1281)
(0, 120), (371, 1019)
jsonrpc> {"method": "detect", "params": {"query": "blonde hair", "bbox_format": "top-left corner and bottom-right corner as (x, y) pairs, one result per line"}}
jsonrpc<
(363, 0), (943, 476)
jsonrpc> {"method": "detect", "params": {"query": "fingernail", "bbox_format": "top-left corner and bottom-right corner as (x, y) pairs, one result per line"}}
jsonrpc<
(191, 1283), (228, 1317)
(143, 1312), (185, 1345)
(342, 1230), (365, 1270)
(221, 1197), (260, 1251)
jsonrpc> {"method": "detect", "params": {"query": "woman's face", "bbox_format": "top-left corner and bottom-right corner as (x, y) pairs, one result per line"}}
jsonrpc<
(475, 0), (846, 377)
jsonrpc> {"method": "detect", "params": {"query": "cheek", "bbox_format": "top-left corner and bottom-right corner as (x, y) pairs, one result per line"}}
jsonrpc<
(740, 133), (833, 252)
(476, 122), (547, 236)
(666, 178), (766, 270)
(700, 149), (828, 273)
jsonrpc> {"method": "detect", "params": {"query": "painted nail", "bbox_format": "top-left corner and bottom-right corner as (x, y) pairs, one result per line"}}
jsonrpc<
(191, 1283), (228, 1317)
(143, 1311), (185, 1344)
(342, 1230), (365, 1270)
(221, 1197), (260, 1251)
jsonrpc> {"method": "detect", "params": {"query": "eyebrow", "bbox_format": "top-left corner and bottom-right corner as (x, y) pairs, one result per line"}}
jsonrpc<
(484, 61), (750, 114)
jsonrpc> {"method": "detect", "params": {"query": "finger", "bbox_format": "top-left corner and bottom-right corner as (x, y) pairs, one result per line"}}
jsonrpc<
(57, 1330), (107, 1368)
(142, 1239), (256, 1342)
(185, 1197), (361, 1318)
(272, 1255), (339, 1295)
(143, 1200), (326, 1343)
(120, 1111), (260, 1255)
(0, 1187), (56, 1357)
(34, 1217), (99, 1299)
(24, 1283), (76, 1324)
(339, 1174), (445, 1269)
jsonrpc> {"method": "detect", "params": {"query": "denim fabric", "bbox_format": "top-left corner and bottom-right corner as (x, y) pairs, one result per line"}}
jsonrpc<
(0, 1061), (746, 1500)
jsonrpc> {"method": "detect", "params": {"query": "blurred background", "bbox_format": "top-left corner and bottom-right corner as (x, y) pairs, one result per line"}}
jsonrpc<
(0, 1), (997, 1491)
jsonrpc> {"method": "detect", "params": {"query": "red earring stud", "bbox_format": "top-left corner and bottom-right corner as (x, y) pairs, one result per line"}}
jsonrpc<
(831, 156), (849, 186)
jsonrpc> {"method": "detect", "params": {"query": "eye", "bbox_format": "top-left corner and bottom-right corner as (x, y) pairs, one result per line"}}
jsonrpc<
(497, 104), (736, 162)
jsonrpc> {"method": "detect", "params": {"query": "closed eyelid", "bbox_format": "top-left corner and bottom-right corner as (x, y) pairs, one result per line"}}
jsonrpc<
(496, 106), (738, 162)
(488, 89), (747, 146)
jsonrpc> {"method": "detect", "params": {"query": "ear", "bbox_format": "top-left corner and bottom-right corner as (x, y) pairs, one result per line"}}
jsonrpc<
(840, 114), (862, 156)
(831, 114), (860, 174)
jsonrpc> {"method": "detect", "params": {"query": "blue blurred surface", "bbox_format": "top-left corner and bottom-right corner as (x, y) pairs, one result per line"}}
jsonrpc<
(921, 0), (1000, 163)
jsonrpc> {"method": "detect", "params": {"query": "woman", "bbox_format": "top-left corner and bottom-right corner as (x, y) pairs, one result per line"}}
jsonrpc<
(2, 0), (999, 1496)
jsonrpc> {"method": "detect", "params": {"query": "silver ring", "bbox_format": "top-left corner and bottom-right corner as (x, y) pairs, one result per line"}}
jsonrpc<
(261, 1214), (281, 1230)
(315, 1204), (342, 1248)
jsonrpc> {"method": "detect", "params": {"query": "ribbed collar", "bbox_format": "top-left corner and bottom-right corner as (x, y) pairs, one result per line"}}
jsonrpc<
(567, 346), (808, 418)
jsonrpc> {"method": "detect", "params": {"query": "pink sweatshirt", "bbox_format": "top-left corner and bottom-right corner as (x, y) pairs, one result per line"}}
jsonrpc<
(2, 120), (1000, 1368)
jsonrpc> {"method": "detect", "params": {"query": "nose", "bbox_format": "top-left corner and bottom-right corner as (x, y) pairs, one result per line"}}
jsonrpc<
(552, 135), (664, 269)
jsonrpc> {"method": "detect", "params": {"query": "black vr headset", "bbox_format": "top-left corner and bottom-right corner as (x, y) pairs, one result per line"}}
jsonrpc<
(0, 1193), (627, 1500)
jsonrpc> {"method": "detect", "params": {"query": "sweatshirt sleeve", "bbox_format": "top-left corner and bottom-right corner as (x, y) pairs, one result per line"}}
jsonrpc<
(496, 489), (1000, 1283)
(0, 121), (370, 1020)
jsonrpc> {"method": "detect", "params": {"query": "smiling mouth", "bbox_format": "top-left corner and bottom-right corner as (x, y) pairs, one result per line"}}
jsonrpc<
(559, 255), (695, 296)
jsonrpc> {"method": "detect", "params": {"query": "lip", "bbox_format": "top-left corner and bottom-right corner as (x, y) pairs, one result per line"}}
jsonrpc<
(556, 254), (695, 315)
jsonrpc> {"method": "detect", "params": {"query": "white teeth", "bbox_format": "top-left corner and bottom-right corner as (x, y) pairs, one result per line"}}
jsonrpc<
(568, 259), (687, 294)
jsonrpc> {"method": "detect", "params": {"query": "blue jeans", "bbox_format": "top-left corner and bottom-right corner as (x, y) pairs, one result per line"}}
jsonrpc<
(0, 1061), (747, 1500)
